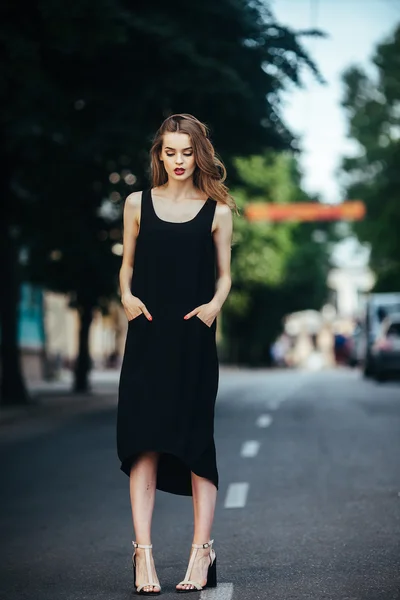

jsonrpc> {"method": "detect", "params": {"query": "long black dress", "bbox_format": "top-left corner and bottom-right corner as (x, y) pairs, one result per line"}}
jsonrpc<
(117, 189), (219, 496)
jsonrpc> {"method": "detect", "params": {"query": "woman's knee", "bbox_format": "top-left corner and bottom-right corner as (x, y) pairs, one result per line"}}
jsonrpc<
(130, 452), (159, 478)
(137, 451), (159, 463)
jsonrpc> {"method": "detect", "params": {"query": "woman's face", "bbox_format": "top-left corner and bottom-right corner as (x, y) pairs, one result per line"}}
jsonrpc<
(160, 132), (196, 182)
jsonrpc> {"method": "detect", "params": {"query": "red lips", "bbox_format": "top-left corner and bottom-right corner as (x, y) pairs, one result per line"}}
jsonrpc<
(174, 168), (185, 175)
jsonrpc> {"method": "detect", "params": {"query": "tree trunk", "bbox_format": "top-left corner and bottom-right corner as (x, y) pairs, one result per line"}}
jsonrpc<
(0, 224), (30, 406)
(39, 292), (53, 380)
(73, 301), (94, 393)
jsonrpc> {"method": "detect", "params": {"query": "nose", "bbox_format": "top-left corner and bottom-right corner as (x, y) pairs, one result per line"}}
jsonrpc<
(175, 154), (184, 165)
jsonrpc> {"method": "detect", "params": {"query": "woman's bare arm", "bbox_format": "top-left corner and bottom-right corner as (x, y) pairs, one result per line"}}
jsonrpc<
(119, 192), (152, 320)
(119, 192), (140, 297)
(184, 202), (233, 325)
(211, 202), (233, 310)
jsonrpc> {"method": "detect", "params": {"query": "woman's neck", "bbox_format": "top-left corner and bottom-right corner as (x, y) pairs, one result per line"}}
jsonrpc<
(161, 179), (202, 202)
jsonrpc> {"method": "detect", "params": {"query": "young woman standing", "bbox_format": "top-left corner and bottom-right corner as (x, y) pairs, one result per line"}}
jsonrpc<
(117, 114), (235, 594)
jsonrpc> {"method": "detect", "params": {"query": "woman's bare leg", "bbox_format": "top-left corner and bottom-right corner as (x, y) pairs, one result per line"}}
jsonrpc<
(176, 473), (217, 591)
(130, 451), (160, 593)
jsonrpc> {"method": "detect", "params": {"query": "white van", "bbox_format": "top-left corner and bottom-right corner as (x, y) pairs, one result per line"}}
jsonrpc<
(363, 293), (400, 376)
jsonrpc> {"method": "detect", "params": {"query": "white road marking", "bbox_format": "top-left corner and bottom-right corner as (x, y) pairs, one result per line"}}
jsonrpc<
(256, 414), (273, 428)
(224, 483), (249, 508)
(265, 376), (310, 410)
(240, 440), (260, 457)
(268, 398), (281, 410)
(200, 582), (234, 599)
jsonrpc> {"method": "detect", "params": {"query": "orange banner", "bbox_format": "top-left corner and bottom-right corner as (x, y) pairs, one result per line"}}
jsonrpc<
(244, 201), (366, 222)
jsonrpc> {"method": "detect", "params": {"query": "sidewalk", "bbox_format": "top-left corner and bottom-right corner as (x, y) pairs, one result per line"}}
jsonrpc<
(0, 370), (119, 434)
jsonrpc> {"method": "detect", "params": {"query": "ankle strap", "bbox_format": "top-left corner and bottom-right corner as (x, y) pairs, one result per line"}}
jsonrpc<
(192, 539), (214, 549)
(132, 541), (152, 549)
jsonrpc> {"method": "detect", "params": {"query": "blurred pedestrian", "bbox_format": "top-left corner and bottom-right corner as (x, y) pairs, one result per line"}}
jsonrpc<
(117, 114), (234, 594)
(271, 333), (290, 367)
(292, 329), (313, 368)
(334, 332), (349, 365)
(317, 325), (335, 367)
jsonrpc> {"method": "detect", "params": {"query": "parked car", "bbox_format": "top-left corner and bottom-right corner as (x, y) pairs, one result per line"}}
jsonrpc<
(371, 313), (400, 382)
(362, 292), (400, 377)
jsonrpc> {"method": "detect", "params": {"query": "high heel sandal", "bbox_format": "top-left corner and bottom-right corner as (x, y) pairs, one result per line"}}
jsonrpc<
(176, 539), (217, 593)
(132, 542), (161, 596)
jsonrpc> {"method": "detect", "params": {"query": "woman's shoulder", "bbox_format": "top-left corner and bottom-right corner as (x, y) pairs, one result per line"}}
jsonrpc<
(213, 201), (233, 232)
(125, 190), (144, 209)
(214, 200), (232, 216)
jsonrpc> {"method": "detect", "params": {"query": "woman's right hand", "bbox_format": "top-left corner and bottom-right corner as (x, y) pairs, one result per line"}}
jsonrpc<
(121, 292), (152, 321)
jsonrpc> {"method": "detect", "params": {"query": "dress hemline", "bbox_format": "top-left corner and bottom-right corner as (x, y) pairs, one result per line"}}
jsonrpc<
(119, 447), (219, 497)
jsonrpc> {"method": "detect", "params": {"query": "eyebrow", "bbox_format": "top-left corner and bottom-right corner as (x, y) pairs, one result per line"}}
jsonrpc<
(164, 146), (193, 151)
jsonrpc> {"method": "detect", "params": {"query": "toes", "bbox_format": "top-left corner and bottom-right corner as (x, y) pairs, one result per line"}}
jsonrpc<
(176, 582), (196, 591)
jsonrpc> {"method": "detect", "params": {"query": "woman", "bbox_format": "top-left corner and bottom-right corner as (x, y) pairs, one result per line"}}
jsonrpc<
(117, 113), (235, 595)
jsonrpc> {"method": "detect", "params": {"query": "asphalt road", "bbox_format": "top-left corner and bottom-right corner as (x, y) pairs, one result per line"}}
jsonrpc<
(1, 368), (399, 600)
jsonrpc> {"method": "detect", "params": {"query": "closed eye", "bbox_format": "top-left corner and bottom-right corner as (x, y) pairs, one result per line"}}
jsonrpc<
(166, 152), (193, 157)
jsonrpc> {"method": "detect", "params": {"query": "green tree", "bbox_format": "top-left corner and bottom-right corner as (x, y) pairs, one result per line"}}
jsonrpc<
(340, 25), (400, 291)
(222, 152), (330, 365)
(1, 1), (129, 402)
(1, 0), (322, 403)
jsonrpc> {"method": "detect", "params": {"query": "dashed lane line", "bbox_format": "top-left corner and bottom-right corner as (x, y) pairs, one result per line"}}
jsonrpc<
(240, 440), (260, 458)
(200, 582), (234, 599)
(256, 414), (273, 428)
(224, 482), (249, 508)
(265, 376), (310, 410)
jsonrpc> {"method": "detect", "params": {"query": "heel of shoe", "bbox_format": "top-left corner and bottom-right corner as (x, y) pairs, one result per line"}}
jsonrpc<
(176, 540), (217, 593)
(132, 559), (136, 585)
(207, 556), (217, 588)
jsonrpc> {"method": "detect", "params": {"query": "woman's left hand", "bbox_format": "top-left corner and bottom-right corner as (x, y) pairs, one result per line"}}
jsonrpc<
(184, 300), (221, 327)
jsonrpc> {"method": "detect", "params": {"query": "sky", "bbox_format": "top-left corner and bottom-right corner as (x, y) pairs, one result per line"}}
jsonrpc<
(271, 0), (400, 204)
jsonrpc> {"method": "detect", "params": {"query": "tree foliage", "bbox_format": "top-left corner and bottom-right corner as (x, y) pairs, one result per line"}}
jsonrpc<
(222, 152), (331, 365)
(1, 0), (322, 401)
(340, 25), (400, 291)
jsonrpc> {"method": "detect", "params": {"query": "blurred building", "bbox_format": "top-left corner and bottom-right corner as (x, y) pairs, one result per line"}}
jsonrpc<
(18, 286), (127, 383)
(43, 293), (127, 374)
(327, 266), (375, 319)
(18, 283), (46, 382)
(328, 235), (375, 320)
(278, 262), (376, 370)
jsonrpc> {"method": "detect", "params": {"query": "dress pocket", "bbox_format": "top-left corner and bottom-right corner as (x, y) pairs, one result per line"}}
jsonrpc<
(195, 315), (212, 329)
(128, 312), (146, 324)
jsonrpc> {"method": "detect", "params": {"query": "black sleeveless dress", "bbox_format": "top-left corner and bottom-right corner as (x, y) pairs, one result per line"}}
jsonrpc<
(117, 189), (219, 496)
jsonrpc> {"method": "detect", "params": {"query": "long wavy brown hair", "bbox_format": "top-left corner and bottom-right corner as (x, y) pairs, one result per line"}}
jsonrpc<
(150, 113), (238, 213)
